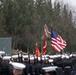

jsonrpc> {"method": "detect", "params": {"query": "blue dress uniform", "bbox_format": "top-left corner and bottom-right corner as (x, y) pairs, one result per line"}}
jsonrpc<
(53, 58), (63, 68)
(56, 67), (64, 75)
(64, 66), (71, 75)
(42, 66), (58, 75)
(0, 60), (11, 75)
(63, 59), (73, 70)
(35, 63), (42, 75)
(23, 63), (30, 75)
(29, 63), (36, 75)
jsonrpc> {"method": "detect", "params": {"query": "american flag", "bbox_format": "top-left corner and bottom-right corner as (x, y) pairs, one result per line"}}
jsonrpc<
(51, 28), (67, 52)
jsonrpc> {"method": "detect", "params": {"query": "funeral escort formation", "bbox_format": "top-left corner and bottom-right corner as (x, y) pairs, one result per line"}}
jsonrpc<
(0, 50), (76, 75)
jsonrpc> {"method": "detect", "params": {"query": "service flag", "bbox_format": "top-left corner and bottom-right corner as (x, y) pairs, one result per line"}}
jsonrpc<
(41, 24), (51, 55)
(51, 28), (67, 52)
(42, 24), (51, 40)
(35, 43), (41, 57)
(42, 39), (47, 55)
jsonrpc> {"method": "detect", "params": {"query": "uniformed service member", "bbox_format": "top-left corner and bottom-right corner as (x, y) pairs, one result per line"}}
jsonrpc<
(11, 62), (26, 75)
(0, 56), (11, 75)
(42, 66), (58, 75)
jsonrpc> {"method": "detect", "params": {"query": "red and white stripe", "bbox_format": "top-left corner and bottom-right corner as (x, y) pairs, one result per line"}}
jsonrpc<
(51, 35), (67, 52)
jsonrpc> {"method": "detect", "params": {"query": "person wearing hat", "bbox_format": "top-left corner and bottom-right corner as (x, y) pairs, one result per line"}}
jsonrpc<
(42, 66), (58, 75)
(11, 62), (26, 75)
(2, 56), (11, 63)
(0, 57), (11, 75)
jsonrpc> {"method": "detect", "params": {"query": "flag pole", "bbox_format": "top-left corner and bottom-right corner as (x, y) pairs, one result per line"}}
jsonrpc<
(40, 40), (42, 65)
(33, 51), (35, 64)
(27, 50), (30, 63)
(41, 24), (46, 64)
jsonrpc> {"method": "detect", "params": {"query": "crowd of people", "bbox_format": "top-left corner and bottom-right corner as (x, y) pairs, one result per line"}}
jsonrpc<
(0, 51), (76, 75)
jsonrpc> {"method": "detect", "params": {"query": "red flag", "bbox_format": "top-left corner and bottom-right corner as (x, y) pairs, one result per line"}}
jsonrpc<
(51, 28), (67, 52)
(42, 39), (47, 55)
(41, 24), (50, 55)
(35, 43), (41, 57)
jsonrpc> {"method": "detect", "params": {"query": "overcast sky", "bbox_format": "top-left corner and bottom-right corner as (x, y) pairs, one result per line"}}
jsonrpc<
(52, 0), (76, 11)
(51, 0), (76, 27)
(64, 0), (76, 10)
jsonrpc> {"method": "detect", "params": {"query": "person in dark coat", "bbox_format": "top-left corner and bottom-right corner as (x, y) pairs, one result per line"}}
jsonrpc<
(0, 58), (11, 75)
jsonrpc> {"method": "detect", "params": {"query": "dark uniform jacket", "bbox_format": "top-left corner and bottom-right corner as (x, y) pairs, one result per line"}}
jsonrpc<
(0, 60), (11, 75)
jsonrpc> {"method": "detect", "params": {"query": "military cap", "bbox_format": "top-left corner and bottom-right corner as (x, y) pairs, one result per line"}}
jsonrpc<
(11, 62), (26, 70)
